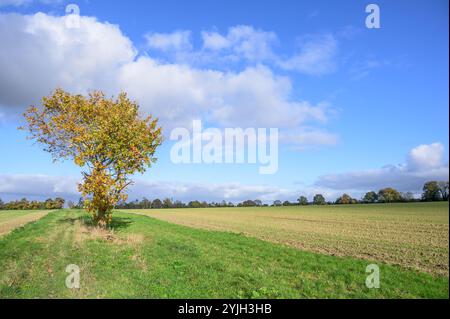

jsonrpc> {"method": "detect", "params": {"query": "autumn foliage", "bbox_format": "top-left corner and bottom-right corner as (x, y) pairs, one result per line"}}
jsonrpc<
(22, 89), (162, 227)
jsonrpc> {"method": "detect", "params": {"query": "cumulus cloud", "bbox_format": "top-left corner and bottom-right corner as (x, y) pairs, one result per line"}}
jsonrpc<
(0, 174), (79, 200)
(278, 34), (338, 76)
(0, 12), (336, 147)
(201, 25), (278, 62)
(315, 143), (449, 193)
(145, 30), (192, 52)
(0, 12), (135, 109)
(201, 31), (229, 51)
(116, 59), (329, 130)
(143, 25), (339, 77)
(200, 27), (339, 76)
(407, 142), (445, 170)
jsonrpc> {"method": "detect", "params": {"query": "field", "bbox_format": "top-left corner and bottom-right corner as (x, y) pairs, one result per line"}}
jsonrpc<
(0, 210), (50, 237)
(0, 203), (448, 298)
(126, 202), (449, 276)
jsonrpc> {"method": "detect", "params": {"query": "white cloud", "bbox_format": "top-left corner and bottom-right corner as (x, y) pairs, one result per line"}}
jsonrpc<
(0, 173), (367, 204)
(407, 142), (445, 170)
(279, 34), (338, 75)
(0, 174), (79, 200)
(0, 12), (136, 109)
(199, 27), (339, 77)
(315, 143), (449, 193)
(0, 174), (297, 203)
(3, 141), (447, 203)
(128, 180), (296, 202)
(117, 60), (335, 138)
(201, 31), (229, 50)
(0, 12), (336, 148)
(201, 25), (278, 62)
(145, 30), (192, 52)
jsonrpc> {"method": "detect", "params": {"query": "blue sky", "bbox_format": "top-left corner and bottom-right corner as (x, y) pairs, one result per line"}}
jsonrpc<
(0, 0), (448, 203)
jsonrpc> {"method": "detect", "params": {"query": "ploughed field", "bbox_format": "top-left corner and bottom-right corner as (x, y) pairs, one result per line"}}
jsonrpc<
(0, 203), (448, 298)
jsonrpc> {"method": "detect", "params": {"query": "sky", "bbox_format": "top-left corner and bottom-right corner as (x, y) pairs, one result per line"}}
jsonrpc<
(0, 0), (448, 203)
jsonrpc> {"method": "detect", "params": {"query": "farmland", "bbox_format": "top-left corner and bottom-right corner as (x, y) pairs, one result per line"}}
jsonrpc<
(0, 203), (448, 298)
(126, 202), (449, 276)
(0, 210), (50, 237)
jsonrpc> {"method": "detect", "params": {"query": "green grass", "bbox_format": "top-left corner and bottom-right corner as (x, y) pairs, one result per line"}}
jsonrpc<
(0, 209), (448, 299)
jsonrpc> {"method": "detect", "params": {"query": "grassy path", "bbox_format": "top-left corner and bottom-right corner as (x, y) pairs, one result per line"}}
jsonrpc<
(125, 202), (449, 276)
(0, 210), (50, 237)
(0, 210), (448, 298)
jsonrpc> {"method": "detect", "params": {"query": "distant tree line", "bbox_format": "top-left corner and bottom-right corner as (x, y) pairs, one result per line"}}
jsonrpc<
(291, 181), (449, 206)
(1, 181), (447, 211)
(109, 180), (450, 209)
(0, 197), (65, 210)
(114, 198), (236, 209)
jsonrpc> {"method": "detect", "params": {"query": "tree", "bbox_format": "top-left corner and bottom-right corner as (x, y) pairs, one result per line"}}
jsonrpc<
(0, 198), (4, 210)
(162, 198), (173, 208)
(438, 181), (449, 201)
(254, 199), (263, 207)
(363, 191), (378, 203)
(313, 194), (326, 205)
(43, 198), (54, 209)
(173, 200), (185, 208)
(273, 200), (282, 206)
(282, 200), (291, 206)
(22, 89), (162, 227)
(378, 188), (402, 203)
(140, 197), (152, 209)
(54, 197), (65, 209)
(186, 200), (199, 208)
(335, 194), (354, 205)
(422, 181), (441, 202)
(29, 200), (42, 210)
(298, 196), (308, 205)
(241, 200), (256, 207)
(152, 199), (163, 209)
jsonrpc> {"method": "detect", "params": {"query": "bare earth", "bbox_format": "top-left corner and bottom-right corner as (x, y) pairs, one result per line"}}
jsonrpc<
(124, 202), (449, 276)
(0, 210), (50, 237)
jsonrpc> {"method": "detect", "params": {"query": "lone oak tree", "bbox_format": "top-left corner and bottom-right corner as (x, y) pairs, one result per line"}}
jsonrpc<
(22, 89), (162, 227)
